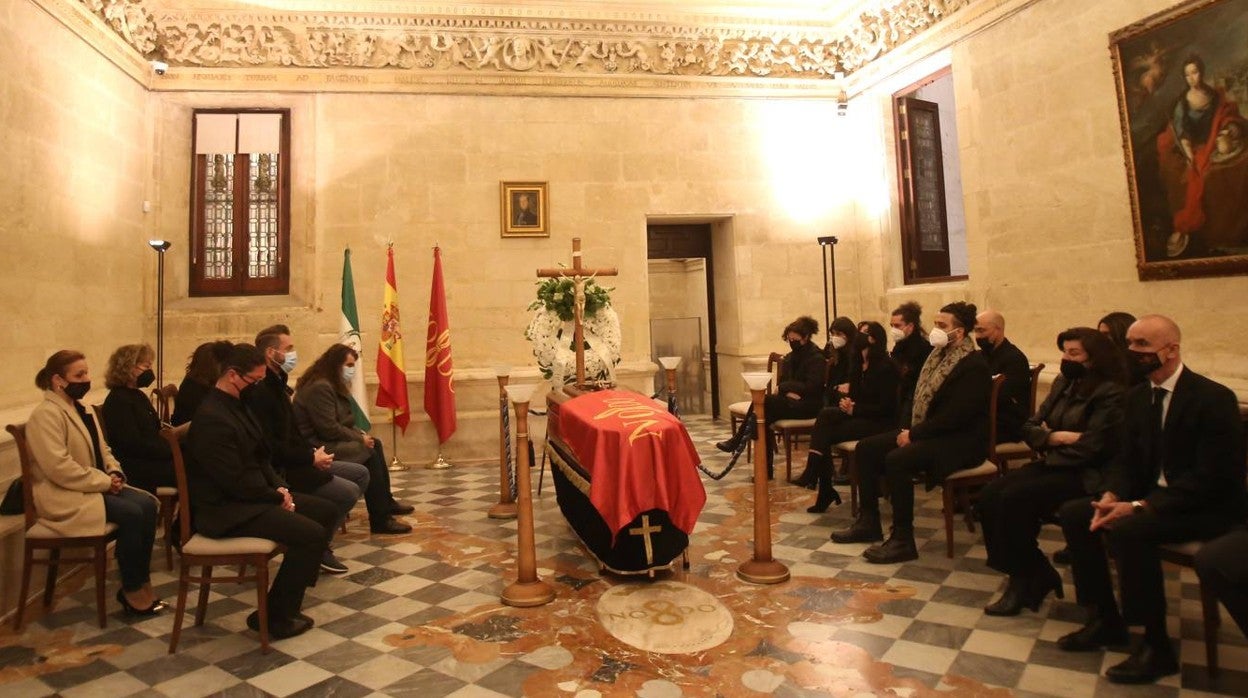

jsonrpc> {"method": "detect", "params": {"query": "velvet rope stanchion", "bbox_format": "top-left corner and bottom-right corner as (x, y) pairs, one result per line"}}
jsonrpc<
(736, 372), (790, 585)
(500, 382), (555, 607)
(489, 368), (518, 520)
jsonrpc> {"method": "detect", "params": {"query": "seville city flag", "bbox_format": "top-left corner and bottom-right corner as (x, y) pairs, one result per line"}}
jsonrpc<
(424, 246), (457, 443)
(375, 245), (411, 433)
(338, 248), (371, 430)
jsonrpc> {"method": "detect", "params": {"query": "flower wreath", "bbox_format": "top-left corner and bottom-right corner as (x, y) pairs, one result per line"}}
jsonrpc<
(525, 277), (622, 386)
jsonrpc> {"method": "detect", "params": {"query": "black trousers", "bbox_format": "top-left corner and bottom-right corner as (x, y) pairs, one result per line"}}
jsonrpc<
(855, 429), (940, 531)
(222, 493), (336, 620)
(1059, 496), (1234, 630)
(1195, 526), (1248, 637)
(360, 440), (397, 525)
(102, 488), (158, 591)
(979, 463), (1086, 576)
(809, 407), (893, 454)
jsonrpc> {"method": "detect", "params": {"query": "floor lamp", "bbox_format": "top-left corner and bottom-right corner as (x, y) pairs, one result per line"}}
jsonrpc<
(148, 240), (171, 390)
(818, 236), (839, 330)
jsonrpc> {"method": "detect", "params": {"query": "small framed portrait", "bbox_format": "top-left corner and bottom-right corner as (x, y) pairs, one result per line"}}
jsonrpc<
(1110, 0), (1248, 280)
(500, 181), (549, 238)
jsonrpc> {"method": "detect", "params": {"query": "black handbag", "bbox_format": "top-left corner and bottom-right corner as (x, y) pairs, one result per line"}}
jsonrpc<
(0, 479), (22, 515)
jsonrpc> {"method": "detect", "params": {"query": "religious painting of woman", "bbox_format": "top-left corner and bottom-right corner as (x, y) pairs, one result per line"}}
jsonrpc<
(1110, 0), (1248, 280)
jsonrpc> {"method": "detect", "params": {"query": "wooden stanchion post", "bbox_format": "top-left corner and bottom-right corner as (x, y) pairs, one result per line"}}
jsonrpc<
(737, 372), (790, 585)
(488, 369), (517, 520)
(500, 383), (555, 607)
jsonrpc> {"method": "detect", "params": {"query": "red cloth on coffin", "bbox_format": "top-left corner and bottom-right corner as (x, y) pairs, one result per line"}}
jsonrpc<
(558, 390), (706, 542)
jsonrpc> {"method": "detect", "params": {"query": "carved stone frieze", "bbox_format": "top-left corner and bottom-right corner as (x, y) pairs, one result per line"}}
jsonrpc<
(71, 0), (978, 90)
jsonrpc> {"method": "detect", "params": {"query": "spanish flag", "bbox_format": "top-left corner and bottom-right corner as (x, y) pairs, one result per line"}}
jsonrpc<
(375, 245), (411, 433)
(424, 246), (457, 443)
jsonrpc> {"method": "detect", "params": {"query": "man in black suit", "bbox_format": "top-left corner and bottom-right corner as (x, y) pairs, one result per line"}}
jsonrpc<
(1057, 315), (1246, 684)
(973, 309), (1031, 443)
(185, 344), (338, 640)
(832, 301), (992, 564)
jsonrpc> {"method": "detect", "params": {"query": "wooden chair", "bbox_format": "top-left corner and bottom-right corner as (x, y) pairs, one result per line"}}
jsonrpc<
(991, 363), (1046, 469)
(833, 439), (860, 516)
(939, 374), (1008, 558)
(91, 403), (179, 571)
(152, 383), (178, 424)
(1153, 541), (1222, 675)
(728, 355), (779, 460)
(161, 428), (285, 654)
(5, 423), (116, 631)
(774, 356), (838, 483)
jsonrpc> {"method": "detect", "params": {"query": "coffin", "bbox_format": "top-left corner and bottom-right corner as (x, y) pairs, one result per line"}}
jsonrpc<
(545, 388), (706, 575)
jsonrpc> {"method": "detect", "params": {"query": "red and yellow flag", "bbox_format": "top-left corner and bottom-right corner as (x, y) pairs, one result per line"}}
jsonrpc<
(424, 246), (457, 443)
(375, 245), (411, 433)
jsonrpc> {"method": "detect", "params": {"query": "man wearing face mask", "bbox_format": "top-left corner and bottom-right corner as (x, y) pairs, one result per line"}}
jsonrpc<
(831, 301), (991, 564)
(1056, 315), (1246, 684)
(888, 301), (933, 420)
(717, 316), (827, 480)
(101, 343), (188, 494)
(972, 310), (1031, 443)
(247, 327), (370, 574)
(185, 344), (339, 640)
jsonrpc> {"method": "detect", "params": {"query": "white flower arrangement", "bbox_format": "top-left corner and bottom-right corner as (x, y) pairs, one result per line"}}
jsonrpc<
(525, 279), (622, 386)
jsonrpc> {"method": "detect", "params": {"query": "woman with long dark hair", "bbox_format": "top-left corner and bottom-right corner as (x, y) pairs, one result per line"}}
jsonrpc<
(293, 344), (412, 534)
(170, 340), (234, 426)
(795, 322), (900, 512)
(978, 327), (1127, 616)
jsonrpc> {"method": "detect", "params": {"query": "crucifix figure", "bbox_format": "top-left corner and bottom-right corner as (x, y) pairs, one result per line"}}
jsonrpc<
(536, 237), (619, 388)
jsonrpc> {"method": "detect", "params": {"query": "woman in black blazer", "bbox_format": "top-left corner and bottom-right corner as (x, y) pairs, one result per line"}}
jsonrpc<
(100, 344), (188, 493)
(978, 327), (1126, 616)
(170, 340), (234, 426)
(796, 322), (900, 512)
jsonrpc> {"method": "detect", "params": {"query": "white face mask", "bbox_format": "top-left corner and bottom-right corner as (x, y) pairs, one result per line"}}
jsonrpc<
(342, 365), (357, 382)
(888, 326), (905, 342)
(829, 335), (847, 350)
(280, 350), (298, 373)
(928, 327), (949, 349)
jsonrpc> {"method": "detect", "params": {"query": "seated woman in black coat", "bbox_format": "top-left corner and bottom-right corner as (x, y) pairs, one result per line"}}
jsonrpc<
(101, 343), (189, 493)
(823, 316), (858, 402)
(978, 327), (1126, 616)
(795, 322), (900, 512)
(717, 316), (827, 480)
(170, 340), (233, 427)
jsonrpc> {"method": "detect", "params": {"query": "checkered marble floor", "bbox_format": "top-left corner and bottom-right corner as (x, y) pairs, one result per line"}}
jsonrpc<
(2, 414), (1246, 697)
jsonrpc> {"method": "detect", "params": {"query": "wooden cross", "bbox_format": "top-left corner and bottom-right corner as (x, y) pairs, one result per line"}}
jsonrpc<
(536, 237), (618, 388)
(628, 514), (662, 566)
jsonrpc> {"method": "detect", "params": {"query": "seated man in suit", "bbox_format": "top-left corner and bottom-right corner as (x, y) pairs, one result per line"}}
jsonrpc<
(1195, 523), (1248, 637)
(185, 344), (338, 640)
(1058, 315), (1246, 684)
(973, 309), (1031, 443)
(831, 301), (991, 564)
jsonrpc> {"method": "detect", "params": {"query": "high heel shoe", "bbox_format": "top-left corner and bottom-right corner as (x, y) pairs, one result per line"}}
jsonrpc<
(1020, 562), (1065, 612)
(116, 589), (167, 616)
(984, 576), (1026, 616)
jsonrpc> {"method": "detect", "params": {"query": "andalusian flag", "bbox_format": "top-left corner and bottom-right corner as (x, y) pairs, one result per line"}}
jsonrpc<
(338, 249), (371, 430)
(423, 246), (457, 443)
(375, 245), (411, 433)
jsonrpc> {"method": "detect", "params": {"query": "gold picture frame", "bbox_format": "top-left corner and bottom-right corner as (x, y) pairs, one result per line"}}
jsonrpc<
(500, 181), (549, 238)
(1109, 0), (1248, 280)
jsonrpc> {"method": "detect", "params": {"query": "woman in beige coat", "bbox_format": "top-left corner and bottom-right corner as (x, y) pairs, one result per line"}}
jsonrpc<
(27, 350), (164, 615)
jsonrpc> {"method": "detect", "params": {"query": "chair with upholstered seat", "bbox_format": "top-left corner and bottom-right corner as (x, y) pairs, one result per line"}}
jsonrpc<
(6, 423), (116, 631)
(939, 374), (1008, 558)
(833, 439), (860, 516)
(160, 428), (285, 654)
(728, 355), (779, 460)
(991, 363), (1046, 469)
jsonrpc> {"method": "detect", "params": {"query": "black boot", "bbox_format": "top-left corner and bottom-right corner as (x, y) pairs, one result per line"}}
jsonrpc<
(830, 510), (882, 543)
(717, 416), (753, 453)
(807, 468), (842, 513)
(863, 527), (918, 564)
(792, 451), (822, 489)
(1019, 560), (1065, 611)
(984, 576), (1027, 616)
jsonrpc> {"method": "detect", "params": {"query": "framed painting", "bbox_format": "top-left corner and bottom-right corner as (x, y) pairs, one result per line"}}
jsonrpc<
(500, 181), (548, 238)
(1110, 0), (1248, 280)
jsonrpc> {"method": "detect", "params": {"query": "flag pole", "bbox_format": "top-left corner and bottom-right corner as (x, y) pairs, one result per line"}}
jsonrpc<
(388, 409), (408, 471)
(424, 241), (455, 471)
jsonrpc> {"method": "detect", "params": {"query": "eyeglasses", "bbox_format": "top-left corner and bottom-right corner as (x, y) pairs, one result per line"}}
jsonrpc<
(233, 370), (264, 386)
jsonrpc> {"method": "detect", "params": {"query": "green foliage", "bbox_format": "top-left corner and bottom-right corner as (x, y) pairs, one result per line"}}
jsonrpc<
(527, 278), (614, 322)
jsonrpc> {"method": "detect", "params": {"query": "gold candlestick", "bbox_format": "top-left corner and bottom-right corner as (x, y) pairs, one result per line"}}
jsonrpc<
(737, 372), (790, 585)
(500, 383), (555, 607)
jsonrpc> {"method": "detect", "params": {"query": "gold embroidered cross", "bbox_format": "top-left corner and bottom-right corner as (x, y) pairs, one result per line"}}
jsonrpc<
(628, 514), (662, 565)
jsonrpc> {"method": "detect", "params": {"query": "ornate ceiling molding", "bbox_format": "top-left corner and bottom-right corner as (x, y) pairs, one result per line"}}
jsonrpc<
(59, 0), (978, 96)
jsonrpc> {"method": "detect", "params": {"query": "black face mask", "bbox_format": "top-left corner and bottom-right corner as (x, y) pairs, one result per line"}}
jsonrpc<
(1129, 349), (1165, 382)
(1059, 359), (1087, 381)
(852, 335), (872, 353)
(788, 340), (803, 353)
(976, 337), (994, 354)
(136, 369), (156, 389)
(63, 380), (91, 401)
